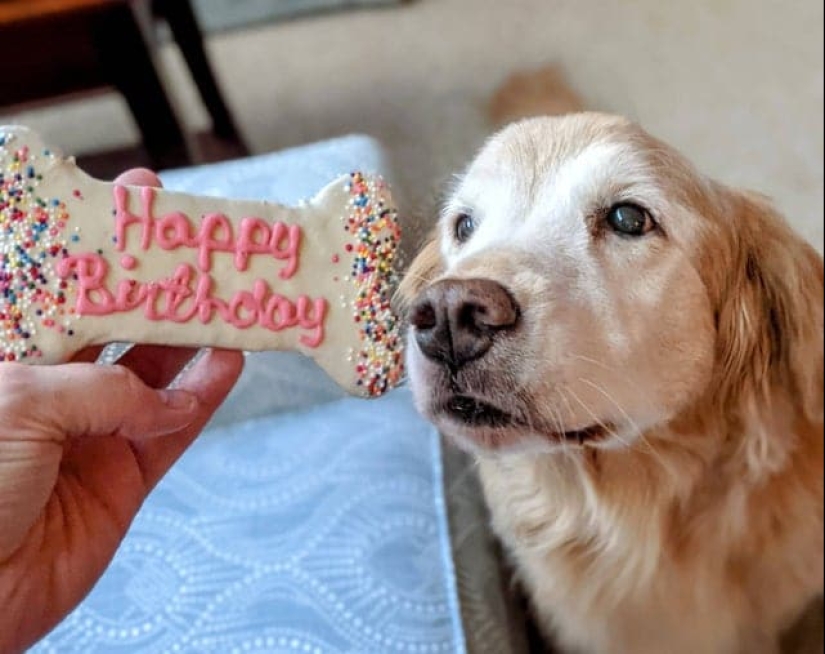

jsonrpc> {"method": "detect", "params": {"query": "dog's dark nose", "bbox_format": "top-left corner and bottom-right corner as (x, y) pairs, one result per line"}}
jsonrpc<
(409, 278), (520, 368)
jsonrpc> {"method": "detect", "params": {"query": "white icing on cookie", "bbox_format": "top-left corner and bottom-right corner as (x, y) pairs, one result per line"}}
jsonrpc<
(0, 126), (404, 397)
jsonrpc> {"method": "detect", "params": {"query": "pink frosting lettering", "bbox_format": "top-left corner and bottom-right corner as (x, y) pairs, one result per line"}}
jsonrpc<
(235, 218), (273, 271)
(262, 292), (298, 331)
(56, 255), (115, 315)
(56, 254), (328, 347)
(159, 265), (198, 323)
(229, 291), (259, 329)
(114, 185), (153, 250)
(190, 274), (228, 324)
(156, 212), (196, 250)
(269, 222), (302, 280)
(296, 296), (327, 347)
(197, 213), (235, 273)
(141, 283), (164, 321)
(111, 185), (302, 277)
(115, 279), (147, 311)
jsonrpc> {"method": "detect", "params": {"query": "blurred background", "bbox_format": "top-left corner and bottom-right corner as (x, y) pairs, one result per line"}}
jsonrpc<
(1, 0), (822, 253)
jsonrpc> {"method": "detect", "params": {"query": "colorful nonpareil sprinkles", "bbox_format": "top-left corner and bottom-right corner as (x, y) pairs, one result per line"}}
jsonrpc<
(343, 172), (404, 396)
(0, 131), (76, 362)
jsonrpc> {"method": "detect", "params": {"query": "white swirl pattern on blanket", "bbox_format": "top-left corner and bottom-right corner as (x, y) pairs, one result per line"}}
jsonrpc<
(34, 389), (461, 654)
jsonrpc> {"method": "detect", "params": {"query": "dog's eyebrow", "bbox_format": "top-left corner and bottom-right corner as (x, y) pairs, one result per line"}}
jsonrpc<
(540, 140), (682, 225)
(504, 136), (546, 204)
(440, 199), (473, 221)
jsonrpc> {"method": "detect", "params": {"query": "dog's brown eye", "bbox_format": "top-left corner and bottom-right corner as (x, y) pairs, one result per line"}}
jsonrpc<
(454, 213), (476, 244)
(605, 204), (655, 237)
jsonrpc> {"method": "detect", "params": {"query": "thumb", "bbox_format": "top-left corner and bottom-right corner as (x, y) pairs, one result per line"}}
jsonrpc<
(4, 363), (199, 441)
(114, 168), (162, 188)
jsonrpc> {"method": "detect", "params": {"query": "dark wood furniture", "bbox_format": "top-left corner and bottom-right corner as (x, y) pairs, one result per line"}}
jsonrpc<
(0, 0), (247, 170)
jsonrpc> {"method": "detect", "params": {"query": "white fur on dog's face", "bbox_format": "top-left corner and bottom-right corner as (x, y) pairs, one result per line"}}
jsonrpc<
(406, 115), (719, 453)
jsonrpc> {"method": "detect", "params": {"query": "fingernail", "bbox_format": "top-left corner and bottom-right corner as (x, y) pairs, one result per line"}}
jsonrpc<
(158, 389), (197, 411)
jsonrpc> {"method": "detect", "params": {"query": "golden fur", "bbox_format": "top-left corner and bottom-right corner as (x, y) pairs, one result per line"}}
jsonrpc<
(399, 110), (823, 653)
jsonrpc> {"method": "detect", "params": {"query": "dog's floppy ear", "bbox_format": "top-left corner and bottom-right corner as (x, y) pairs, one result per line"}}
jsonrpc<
(395, 231), (444, 312)
(713, 190), (823, 429)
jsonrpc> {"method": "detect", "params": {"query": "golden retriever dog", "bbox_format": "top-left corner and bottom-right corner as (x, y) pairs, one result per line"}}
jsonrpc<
(398, 111), (824, 653)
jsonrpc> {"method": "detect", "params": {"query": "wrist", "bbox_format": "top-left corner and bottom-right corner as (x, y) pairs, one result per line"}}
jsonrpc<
(0, 561), (42, 654)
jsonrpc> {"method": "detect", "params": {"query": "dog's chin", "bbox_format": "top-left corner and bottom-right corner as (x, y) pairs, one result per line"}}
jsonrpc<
(407, 351), (615, 454)
(423, 393), (612, 454)
(427, 395), (531, 453)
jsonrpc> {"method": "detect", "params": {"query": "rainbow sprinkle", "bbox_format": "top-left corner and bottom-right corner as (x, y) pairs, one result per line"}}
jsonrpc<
(343, 172), (404, 396)
(0, 131), (76, 362)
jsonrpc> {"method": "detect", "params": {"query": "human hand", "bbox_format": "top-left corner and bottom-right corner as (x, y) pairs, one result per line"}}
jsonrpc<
(0, 169), (245, 653)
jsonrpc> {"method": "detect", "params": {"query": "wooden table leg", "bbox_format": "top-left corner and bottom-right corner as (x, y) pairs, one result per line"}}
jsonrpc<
(92, 2), (191, 170)
(153, 0), (247, 152)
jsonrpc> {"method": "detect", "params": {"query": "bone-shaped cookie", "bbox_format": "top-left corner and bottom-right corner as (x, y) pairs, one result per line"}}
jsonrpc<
(0, 125), (404, 397)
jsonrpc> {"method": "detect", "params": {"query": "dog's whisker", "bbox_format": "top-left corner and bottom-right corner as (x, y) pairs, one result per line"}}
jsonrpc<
(547, 393), (571, 457)
(570, 353), (648, 395)
(563, 386), (608, 436)
(569, 353), (617, 372)
(576, 377), (644, 440)
(399, 270), (436, 286)
(574, 397), (643, 458)
(556, 387), (577, 427)
(564, 385), (637, 453)
(554, 388), (580, 459)
(576, 377), (674, 472)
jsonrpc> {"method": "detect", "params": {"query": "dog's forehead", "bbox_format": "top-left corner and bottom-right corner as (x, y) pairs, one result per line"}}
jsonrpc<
(453, 114), (710, 234)
(470, 114), (639, 179)
(454, 119), (648, 226)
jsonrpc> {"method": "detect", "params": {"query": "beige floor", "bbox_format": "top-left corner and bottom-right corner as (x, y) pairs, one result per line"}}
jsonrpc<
(2, 0), (822, 252)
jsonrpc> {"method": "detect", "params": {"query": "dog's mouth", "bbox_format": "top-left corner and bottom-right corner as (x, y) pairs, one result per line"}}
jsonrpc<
(439, 395), (609, 445)
(443, 395), (517, 428)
